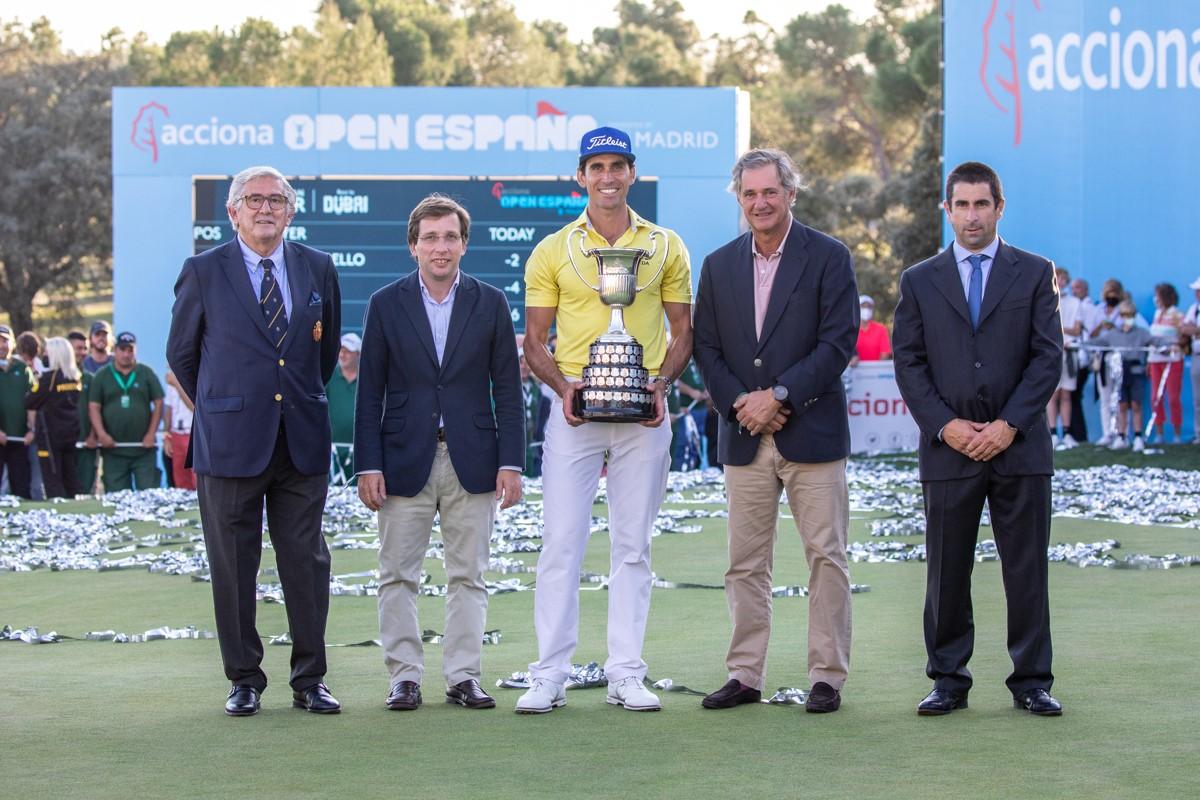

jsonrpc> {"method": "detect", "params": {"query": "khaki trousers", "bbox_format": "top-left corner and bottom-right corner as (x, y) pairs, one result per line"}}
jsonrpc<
(722, 435), (851, 690)
(377, 443), (495, 687)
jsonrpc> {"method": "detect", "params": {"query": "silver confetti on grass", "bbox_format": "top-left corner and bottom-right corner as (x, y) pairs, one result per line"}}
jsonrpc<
(497, 661), (607, 690)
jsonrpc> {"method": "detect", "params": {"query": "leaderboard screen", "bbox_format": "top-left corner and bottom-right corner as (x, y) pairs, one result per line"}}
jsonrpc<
(193, 176), (658, 334)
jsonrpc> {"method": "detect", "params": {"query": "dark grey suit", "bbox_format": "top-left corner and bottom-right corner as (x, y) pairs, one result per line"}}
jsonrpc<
(892, 239), (1062, 696)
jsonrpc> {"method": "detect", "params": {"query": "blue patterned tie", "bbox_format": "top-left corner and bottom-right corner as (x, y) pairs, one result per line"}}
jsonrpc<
(967, 254), (985, 330)
(260, 259), (289, 349)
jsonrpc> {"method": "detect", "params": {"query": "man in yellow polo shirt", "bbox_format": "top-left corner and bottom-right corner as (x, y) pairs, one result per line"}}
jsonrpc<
(516, 126), (693, 714)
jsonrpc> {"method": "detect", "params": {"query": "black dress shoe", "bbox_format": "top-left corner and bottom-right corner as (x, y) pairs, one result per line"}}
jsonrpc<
(1014, 688), (1062, 716)
(225, 685), (260, 717)
(292, 683), (341, 714)
(805, 681), (842, 713)
(386, 680), (422, 710)
(446, 679), (496, 709)
(917, 688), (968, 716)
(701, 678), (762, 709)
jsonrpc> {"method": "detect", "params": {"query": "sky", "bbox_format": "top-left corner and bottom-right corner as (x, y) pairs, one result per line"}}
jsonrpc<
(5, 0), (878, 54)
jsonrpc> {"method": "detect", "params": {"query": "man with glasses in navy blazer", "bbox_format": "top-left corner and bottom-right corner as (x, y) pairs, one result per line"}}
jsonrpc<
(168, 165), (342, 717)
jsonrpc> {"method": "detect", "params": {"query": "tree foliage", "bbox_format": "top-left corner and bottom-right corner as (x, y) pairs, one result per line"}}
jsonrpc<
(0, 19), (122, 332)
(0, 0), (941, 326)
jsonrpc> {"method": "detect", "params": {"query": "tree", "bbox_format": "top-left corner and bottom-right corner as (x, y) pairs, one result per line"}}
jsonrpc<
(287, 2), (393, 86)
(0, 18), (121, 332)
(578, 0), (703, 86)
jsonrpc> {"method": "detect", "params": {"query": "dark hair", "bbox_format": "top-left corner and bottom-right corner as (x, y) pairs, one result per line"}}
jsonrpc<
(15, 331), (40, 359)
(1154, 282), (1179, 308)
(945, 161), (1004, 207)
(66, 330), (87, 343)
(407, 194), (471, 245)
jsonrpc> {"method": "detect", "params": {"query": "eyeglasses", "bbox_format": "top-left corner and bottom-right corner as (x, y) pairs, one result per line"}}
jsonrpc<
(239, 194), (289, 211)
(417, 232), (464, 245)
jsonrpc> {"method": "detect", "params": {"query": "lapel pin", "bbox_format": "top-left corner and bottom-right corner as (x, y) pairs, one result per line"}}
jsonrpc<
(312, 320), (323, 341)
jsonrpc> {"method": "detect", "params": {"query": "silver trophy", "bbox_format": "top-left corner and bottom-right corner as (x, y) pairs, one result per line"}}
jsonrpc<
(566, 226), (669, 421)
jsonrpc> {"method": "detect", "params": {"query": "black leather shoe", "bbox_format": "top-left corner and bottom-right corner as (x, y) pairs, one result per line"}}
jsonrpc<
(446, 679), (496, 709)
(805, 681), (842, 713)
(225, 685), (260, 717)
(386, 680), (422, 710)
(1014, 688), (1062, 716)
(701, 678), (762, 709)
(917, 688), (968, 716)
(292, 683), (341, 714)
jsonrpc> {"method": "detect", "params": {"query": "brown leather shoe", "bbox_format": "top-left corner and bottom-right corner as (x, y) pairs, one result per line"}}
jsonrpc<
(805, 681), (842, 713)
(701, 678), (761, 709)
(292, 683), (341, 714)
(446, 679), (496, 709)
(386, 680), (422, 711)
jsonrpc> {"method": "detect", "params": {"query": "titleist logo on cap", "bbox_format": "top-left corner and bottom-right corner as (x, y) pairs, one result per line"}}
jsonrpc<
(587, 135), (628, 151)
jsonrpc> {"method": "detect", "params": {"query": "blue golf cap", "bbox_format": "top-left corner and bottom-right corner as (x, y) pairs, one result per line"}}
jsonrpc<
(579, 126), (635, 166)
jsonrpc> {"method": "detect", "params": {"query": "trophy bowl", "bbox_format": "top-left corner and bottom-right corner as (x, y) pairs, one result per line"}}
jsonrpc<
(566, 228), (668, 422)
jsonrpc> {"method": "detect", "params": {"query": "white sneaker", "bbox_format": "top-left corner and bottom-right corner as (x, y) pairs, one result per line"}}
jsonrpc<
(606, 676), (661, 711)
(515, 679), (566, 714)
(1109, 436), (1128, 450)
(1061, 434), (1079, 449)
(1051, 434), (1061, 449)
(1132, 436), (1145, 453)
(1097, 433), (1114, 447)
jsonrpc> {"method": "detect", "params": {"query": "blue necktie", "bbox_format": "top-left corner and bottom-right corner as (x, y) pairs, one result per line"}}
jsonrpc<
(260, 259), (289, 349)
(967, 254), (985, 330)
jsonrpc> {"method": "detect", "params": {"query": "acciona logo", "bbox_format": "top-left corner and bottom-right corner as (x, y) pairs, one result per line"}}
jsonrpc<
(1028, 7), (1200, 92)
(979, 3), (1199, 145)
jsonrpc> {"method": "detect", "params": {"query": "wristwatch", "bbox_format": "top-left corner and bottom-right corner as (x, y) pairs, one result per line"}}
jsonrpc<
(772, 385), (789, 403)
(652, 375), (671, 390)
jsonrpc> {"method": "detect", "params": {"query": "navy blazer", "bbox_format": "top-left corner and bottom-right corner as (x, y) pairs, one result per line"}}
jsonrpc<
(891, 241), (1062, 481)
(353, 271), (524, 497)
(166, 239), (341, 477)
(693, 219), (859, 466)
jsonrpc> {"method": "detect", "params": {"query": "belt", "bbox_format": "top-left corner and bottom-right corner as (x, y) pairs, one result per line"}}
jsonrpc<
(436, 428), (446, 442)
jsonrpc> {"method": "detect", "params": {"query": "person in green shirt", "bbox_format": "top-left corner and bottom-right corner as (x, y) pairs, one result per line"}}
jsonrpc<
(88, 331), (164, 492)
(326, 331), (359, 484)
(0, 324), (37, 498)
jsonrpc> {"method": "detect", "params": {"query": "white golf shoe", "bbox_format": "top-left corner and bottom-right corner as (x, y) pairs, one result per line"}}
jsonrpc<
(515, 679), (566, 714)
(606, 676), (661, 711)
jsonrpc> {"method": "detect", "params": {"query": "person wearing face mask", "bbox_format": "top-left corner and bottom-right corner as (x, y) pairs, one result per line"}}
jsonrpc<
(1067, 279), (1099, 444)
(852, 295), (891, 366)
(1146, 283), (1184, 444)
(1083, 301), (1171, 451)
(1090, 280), (1146, 445)
(1048, 268), (1082, 450)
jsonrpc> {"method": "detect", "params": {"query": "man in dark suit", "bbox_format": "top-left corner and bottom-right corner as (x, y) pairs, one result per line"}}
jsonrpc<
(892, 160), (1064, 717)
(355, 194), (523, 713)
(693, 148), (858, 714)
(168, 165), (342, 717)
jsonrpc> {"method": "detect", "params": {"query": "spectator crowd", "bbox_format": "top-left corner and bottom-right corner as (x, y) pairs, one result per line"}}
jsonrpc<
(2, 273), (1197, 500)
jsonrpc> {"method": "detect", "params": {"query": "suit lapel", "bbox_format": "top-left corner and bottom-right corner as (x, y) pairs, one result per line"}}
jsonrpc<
(218, 240), (273, 346)
(977, 240), (1019, 327)
(931, 245), (972, 327)
(398, 272), (440, 369)
(440, 274), (479, 374)
(729, 234), (757, 346)
(281, 242), (314, 357)
(756, 221), (808, 352)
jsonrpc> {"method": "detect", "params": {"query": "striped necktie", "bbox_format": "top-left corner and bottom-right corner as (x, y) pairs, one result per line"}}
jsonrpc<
(260, 258), (288, 349)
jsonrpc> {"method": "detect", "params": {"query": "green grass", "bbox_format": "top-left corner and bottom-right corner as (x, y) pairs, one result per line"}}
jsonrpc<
(4, 476), (1200, 799)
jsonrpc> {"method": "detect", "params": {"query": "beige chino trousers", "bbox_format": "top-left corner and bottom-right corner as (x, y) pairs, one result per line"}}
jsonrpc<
(722, 434), (851, 691)
(377, 443), (495, 687)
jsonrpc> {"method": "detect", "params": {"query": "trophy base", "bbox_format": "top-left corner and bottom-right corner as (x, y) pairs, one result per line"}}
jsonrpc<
(575, 337), (654, 423)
